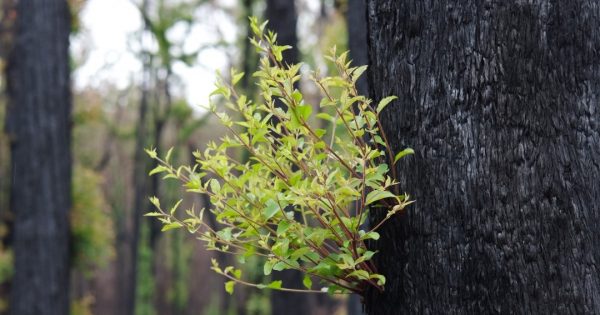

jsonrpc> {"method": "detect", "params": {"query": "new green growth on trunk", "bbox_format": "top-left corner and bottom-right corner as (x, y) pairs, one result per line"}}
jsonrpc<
(145, 17), (413, 297)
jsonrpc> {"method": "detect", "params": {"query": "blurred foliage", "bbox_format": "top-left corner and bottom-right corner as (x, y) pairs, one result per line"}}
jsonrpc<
(320, 13), (347, 59)
(68, 0), (86, 33)
(71, 294), (95, 315)
(135, 224), (156, 315)
(203, 296), (237, 315)
(134, 0), (205, 70)
(165, 232), (190, 311)
(0, 225), (13, 313)
(0, 226), (13, 285)
(71, 166), (115, 272)
(70, 86), (116, 274)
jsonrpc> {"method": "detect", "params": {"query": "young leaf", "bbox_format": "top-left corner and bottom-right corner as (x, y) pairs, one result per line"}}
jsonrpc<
(165, 147), (174, 163)
(376, 96), (398, 114)
(296, 104), (312, 121)
(161, 222), (182, 232)
(277, 220), (291, 235)
(169, 199), (183, 215)
(394, 148), (415, 164)
(144, 212), (163, 217)
(263, 199), (280, 220)
(352, 65), (368, 81)
(365, 190), (396, 205)
(225, 281), (235, 295)
(149, 165), (168, 176)
(145, 148), (157, 159)
(232, 71), (245, 86)
(267, 280), (283, 289)
(303, 275), (312, 289)
(263, 260), (274, 276)
(370, 274), (386, 286)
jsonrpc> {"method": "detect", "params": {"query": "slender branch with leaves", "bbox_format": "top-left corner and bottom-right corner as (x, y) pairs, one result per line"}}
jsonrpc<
(145, 17), (413, 297)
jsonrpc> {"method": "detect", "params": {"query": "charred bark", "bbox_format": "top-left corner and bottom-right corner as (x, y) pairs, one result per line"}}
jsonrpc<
(365, 1), (600, 314)
(4, 0), (72, 314)
(347, 0), (369, 98)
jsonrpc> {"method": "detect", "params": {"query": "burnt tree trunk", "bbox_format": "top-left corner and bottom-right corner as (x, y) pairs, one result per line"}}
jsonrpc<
(4, 1), (72, 314)
(365, 1), (600, 314)
(347, 0), (369, 98)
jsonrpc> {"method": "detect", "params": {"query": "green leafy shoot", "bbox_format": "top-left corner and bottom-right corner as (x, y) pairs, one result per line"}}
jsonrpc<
(145, 17), (413, 296)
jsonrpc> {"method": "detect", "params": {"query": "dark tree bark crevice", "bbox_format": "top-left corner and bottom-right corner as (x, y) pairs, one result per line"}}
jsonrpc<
(365, 1), (600, 314)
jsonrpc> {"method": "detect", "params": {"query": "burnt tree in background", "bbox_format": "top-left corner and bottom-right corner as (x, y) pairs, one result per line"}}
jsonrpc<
(365, 1), (600, 314)
(4, 0), (72, 314)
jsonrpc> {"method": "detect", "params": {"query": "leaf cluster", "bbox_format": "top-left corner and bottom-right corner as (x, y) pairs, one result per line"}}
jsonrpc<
(146, 17), (413, 296)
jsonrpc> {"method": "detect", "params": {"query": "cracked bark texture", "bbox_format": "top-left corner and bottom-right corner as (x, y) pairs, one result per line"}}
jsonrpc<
(365, 1), (600, 314)
(5, 0), (72, 314)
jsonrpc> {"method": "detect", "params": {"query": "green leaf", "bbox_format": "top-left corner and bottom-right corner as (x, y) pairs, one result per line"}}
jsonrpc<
(145, 148), (157, 159)
(209, 179), (221, 193)
(165, 147), (174, 163)
(161, 222), (182, 232)
(277, 221), (291, 235)
(290, 247), (311, 260)
(370, 274), (386, 286)
(394, 148), (415, 164)
(296, 104), (312, 121)
(232, 71), (244, 86)
(272, 239), (289, 257)
(263, 199), (280, 220)
(149, 196), (160, 208)
(149, 165), (169, 176)
(303, 275), (312, 289)
(263, 260), (274, 275)
(315, 128), (327, 138)
(359, 231), (380, 241)
(272, 261), (286, 271)
(365, 190), (396, 205)
(376, 96), (397, 114)
(352, 65), (368, 81)
(290, 104), (312, 129)
(348, 270), (370, 280)
(144, 212), (163, 217)
(267, 280), (282, 289)
(225, 281), (235, 295)
(217, 227), (233, 242)
(292, 90), (303, 103)
(169, 199), (183, 215)
(316, 112), (334, 122)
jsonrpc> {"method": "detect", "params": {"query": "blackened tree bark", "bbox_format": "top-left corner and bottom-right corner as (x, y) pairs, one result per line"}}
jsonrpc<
(347, 0), (369, 98)
(365, 1), (600, 314)
(264, 1), (311, 314)
(4, 1), (72, 314)
(265, 0), (299, 65)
